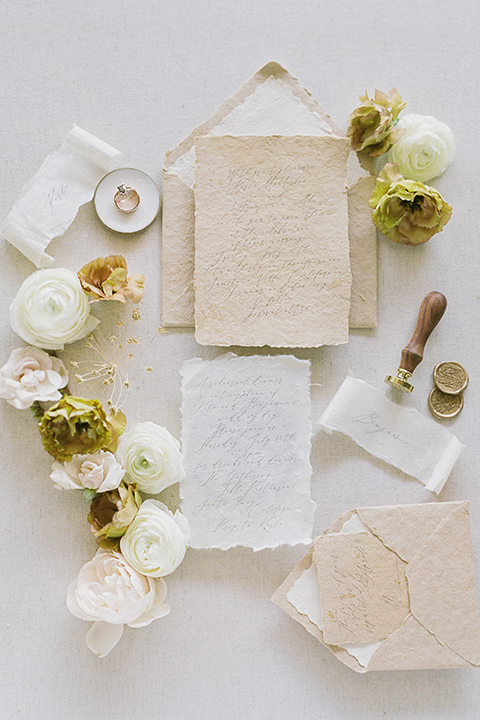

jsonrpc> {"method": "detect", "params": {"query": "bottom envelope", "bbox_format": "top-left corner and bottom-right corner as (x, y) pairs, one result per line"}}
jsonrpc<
(272, 501), (480, 672)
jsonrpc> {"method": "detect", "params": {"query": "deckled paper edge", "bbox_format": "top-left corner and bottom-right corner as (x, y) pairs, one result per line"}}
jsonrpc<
(347, 176), (377, 328)
(425, 436), (465, 494)
(271, 547), (367, 673)
(404, 501), (480, 666)
(164, 62), (345, 169)
(180, 353), (316, 550)
(161, 172), (196, 325)
(318, 376), (463, 492)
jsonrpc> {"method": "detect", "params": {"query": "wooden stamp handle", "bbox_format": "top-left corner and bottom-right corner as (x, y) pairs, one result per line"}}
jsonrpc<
(399, 291), (447, 374)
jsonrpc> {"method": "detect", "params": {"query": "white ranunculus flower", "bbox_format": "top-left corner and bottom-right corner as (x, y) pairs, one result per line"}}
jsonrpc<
(120, 499), (190, 577)
(0, 346), (68, 409)
(388, 114), (455, 182)
(10, 268), (99, 350)
(67, 549), (170, 657)
(50, 450), (125, 492)
(115, 421), (185, 494)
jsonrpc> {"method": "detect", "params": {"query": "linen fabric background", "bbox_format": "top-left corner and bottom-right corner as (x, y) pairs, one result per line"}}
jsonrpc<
(0, 1), (479, 718)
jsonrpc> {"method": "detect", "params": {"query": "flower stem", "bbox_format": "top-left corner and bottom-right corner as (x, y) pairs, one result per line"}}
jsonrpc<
(30, 401), (45, 422)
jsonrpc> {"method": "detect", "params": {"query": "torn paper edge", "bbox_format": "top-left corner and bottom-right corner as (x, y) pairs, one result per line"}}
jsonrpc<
(425, 436), (465, 494)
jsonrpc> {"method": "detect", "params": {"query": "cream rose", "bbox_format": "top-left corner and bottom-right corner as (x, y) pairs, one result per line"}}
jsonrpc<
(10, 268), (99, 350)
(67, 549), (170, 657)
(388, 114), (455, 182)
(50, 450), (125, 492)
(116, 421), (185, 494)
(0, 346), (68, 409)
(120, 499), (190, 577)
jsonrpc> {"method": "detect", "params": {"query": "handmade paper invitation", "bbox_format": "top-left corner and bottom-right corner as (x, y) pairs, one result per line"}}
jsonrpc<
(162, 61), (377, 329)
(319, 376), (464, 493)
(194, 135), (352, 348)
(272, 501), (480, 672)
(180, 354), (315, 549)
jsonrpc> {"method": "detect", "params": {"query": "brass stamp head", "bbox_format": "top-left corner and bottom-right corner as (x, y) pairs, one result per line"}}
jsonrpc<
(385, 368), (414, 393)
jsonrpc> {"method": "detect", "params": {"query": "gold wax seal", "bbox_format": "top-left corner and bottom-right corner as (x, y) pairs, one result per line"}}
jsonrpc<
(433, 361), (469, 395)
(428, 387), (464, 419)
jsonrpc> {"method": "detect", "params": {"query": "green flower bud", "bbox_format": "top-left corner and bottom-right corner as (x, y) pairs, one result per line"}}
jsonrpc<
(38, 396), (121, 462)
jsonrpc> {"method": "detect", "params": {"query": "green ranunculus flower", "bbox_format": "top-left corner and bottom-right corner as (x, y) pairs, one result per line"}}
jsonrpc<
(369, 164), (452, 246)
(347, 89), (407, 157)
(38, 396), (121, 462)
(88, 482), (142, 550)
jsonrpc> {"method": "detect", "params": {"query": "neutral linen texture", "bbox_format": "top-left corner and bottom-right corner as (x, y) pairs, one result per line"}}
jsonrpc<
(1, 1), (480, 719)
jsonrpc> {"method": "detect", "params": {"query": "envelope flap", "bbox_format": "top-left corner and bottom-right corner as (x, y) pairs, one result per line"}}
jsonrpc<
(164, 61), (345, 170)
(357, 502), (462, 562)
(367, 614), (471, 671)
(407, 501), (480, 666)
(324, 510), (357, 535)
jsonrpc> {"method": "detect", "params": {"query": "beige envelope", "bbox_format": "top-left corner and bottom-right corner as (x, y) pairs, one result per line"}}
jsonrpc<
(162, 61), (377, 329)
(272, 501), (480, 672)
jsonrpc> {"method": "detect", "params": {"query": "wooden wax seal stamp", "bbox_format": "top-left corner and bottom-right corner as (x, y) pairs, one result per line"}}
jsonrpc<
(385, 291), (447, 393)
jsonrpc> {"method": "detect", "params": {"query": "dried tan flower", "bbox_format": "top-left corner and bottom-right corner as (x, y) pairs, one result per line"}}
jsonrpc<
(78, 255), (144, 303)
(347, 89), (407, 157)
(88, 482), (143, 550)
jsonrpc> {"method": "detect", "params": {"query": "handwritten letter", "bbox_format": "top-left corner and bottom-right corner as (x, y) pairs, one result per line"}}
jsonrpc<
(180, 354), (315, 549)
(193, 136), (352, 348)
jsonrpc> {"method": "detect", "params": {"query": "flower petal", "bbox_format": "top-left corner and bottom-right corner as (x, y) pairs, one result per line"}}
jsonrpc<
(128, 580), (170, 628)
(388, 114), (455, 182)
(127, 601), (170, 628)
(86, 621), (124, 658)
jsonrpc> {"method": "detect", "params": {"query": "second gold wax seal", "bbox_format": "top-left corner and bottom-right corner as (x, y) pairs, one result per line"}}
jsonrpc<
(428, 387), (464, 419)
